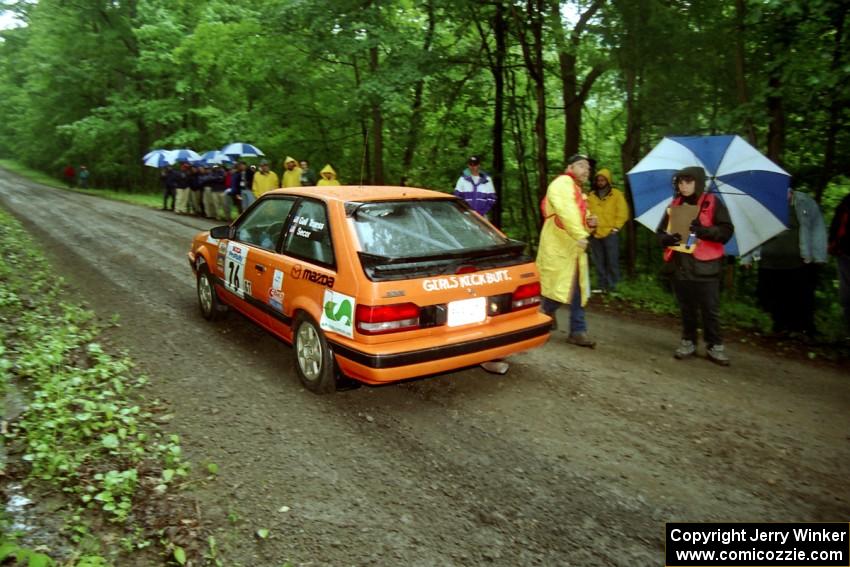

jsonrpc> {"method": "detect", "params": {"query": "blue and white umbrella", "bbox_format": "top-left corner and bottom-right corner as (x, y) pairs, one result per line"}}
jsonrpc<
(143, 148), (168, 161)
(627, 135), (791, 256)
(143, 150), (171, 168)
(221, 142), (264, 158)
(167, 149), (202, 164)
(200, 150), (233, 165)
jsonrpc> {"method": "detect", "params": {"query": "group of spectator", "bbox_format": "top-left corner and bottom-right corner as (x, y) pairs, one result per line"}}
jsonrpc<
(453, 153), (849, 366)
(159, 158), (340, 221)
(62, 164), (90, 189)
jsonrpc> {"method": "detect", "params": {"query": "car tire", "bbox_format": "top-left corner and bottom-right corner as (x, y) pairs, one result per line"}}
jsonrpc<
(197, 263), (222, 321)
(293, 313), (336, 394)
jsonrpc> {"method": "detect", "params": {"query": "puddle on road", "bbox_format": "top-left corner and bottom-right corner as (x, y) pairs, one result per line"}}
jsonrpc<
(5, 482), (35, 533)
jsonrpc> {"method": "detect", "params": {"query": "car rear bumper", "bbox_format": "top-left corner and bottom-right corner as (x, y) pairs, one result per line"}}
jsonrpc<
(330, 319), (551, 384)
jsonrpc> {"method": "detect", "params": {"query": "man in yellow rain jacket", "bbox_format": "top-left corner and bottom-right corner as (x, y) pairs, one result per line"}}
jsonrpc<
(252, 159), (279, 198)
(317, 164), (341, 186)
(281, 156), (302, 188)
(586, 168), (629, 293)
(536, 154), (596, 348)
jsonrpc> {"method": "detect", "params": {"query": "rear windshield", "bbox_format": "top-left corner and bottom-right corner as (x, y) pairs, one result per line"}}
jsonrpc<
(351, 199), (508, 257)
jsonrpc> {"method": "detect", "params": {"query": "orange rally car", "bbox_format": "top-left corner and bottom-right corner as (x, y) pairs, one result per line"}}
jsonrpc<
(188, 186), (551, 393)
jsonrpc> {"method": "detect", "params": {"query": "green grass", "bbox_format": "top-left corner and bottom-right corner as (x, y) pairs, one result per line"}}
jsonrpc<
(73, 188), (161, 209)
(0, 159), (66, 188)
(0, 160), (162, 209)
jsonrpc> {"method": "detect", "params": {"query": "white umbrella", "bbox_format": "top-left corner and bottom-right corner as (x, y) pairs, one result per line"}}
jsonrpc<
(221, 142), (264, 158)
(166, 149), (202, 164)
(627, 135), (791, 256)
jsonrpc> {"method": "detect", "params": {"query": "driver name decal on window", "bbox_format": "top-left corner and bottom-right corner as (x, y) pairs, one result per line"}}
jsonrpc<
(422, 269), (511, 292)
(292, 215), (326, 240)
(320, 290), (354, 339)
(224, 242), (248, 298)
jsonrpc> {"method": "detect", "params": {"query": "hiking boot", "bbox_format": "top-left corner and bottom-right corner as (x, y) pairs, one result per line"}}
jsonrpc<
(567, 333), (596, 348)
(674, 339), (696, 359)
(706, 344), (730, 366)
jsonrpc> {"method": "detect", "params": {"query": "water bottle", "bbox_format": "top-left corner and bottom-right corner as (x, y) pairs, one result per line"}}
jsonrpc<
(686, 231), (697, 249)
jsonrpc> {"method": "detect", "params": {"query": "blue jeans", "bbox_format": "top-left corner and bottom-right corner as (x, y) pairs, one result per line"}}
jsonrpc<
(541, 276), (586, 335)
(589, 232), (620, 291)
(240, 190), (255, 208)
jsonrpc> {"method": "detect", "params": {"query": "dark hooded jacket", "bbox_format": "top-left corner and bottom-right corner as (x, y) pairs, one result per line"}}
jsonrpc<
(656, 166), (734, 280)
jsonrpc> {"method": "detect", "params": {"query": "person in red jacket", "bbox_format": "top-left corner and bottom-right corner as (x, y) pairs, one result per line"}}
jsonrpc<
(63, 164), (75, 188)
(656, 167), (734, 365)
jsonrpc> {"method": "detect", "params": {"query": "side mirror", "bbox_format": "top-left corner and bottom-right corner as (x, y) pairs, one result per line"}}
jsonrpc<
(210, 225), (232, 239)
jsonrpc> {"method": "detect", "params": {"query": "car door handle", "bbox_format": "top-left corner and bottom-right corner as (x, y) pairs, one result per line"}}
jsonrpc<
(254, 264), (266, 273)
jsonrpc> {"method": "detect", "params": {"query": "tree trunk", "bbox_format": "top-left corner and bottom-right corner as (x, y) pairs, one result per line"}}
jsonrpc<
(507, 66), (537, 244)
(513, 0), (547, 206)
(549, 0), (605, 162)
(490, 1), (506, 229)
(352, 54), (371, 184)
(401, 0), (436, 174)
(369, 45), (384, 185)
(733, 0), (757, 146)
(766, 17), (792, 167)
(621, 66), (641, 277)
(815, 5), (847, 202)
(765, 73), (785, 167)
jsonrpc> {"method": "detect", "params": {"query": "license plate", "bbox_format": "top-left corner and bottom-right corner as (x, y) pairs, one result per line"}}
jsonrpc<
(447, 297), (486, 327)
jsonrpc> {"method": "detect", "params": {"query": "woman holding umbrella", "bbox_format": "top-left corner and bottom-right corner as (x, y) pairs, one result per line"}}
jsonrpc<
(656, 167), (734, 366)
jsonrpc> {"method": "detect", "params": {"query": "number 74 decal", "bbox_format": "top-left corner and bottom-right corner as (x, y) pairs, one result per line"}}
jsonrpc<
(224, 242), (248, 298)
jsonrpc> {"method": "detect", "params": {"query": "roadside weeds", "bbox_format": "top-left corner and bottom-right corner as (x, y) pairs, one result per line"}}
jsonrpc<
(0, 208), (211, 566)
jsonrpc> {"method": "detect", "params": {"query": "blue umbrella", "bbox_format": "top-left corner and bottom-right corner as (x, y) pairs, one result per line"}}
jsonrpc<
(167, 149), (202, 164)
(221, 142), (265, 158)
(200, 150), (233, 165)
(627, 135), (791, 256)
(143, 150), (171, 168)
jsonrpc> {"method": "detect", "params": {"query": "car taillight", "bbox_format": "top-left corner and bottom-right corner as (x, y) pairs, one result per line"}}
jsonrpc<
(356, 303), (420, 335)
(511, 282), (541, 310)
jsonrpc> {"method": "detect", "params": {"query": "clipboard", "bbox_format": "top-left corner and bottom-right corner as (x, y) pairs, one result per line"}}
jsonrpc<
(666, 204), (698, 254)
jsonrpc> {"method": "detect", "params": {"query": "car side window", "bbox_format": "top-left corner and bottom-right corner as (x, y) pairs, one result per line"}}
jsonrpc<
(282, 199), (334, 267)
(234, 197), (296, 251)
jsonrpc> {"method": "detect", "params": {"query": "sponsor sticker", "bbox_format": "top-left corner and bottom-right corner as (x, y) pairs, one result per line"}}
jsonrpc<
(422, 269), (511, 292)
(320, 290), (354, 339)
(290, 264), (335, 288)
(272, 269), (284, 291)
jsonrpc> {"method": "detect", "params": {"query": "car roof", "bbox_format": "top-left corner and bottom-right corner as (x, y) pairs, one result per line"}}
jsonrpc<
(264, 185), (457, 204)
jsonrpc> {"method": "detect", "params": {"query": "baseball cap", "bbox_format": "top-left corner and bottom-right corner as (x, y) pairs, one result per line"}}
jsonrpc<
(566, 153), (591, 166)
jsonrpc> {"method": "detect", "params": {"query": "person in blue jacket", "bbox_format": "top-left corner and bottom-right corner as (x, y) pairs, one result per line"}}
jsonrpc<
(746, 189), (827, 338)
(453, 155), (495, 217)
